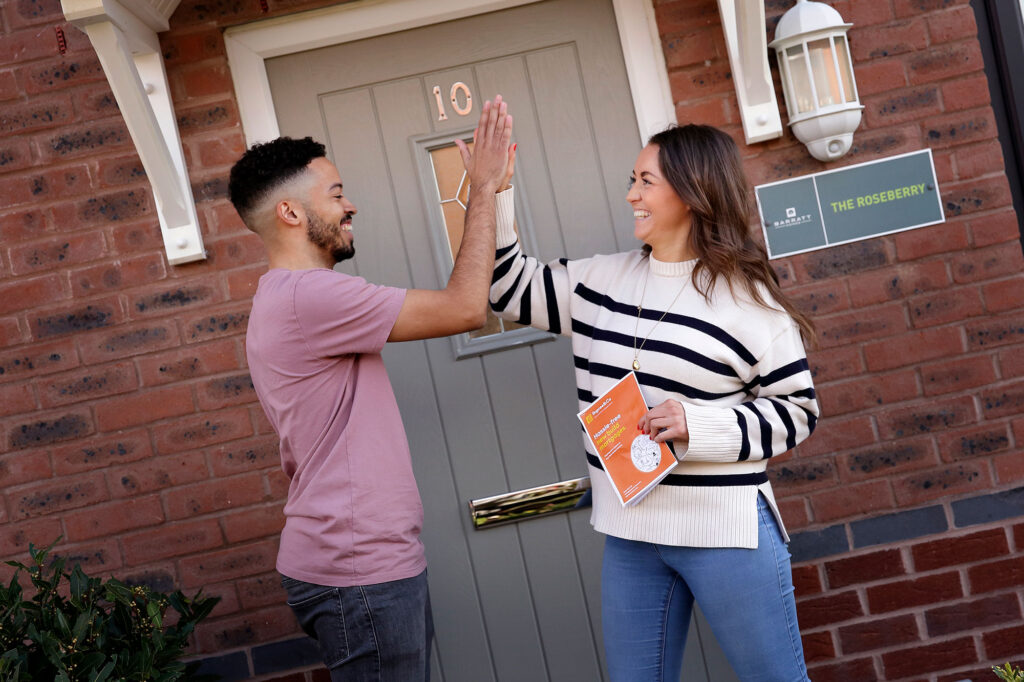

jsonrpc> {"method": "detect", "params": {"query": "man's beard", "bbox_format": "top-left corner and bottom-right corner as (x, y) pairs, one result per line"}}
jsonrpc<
(306, 210), (354, 264)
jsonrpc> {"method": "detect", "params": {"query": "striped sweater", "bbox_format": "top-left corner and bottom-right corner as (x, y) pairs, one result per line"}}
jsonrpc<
(490, 189), (819, 548)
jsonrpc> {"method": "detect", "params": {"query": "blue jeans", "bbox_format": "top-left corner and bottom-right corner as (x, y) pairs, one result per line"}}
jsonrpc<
(601, 495), (809, 682)
(280, 570), (433, 682)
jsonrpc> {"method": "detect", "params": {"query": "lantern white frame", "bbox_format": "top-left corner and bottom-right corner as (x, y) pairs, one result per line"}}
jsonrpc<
(770, 0), (863, 161)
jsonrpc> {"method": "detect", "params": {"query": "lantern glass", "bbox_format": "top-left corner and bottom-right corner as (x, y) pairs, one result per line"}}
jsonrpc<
(784, 44), (814, 114)
(808, 38), (842, 108)
(834, 34), (857, 103)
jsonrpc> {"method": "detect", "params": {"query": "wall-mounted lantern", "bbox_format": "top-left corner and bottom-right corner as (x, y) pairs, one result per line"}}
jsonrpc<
(770, 0), (863, 161)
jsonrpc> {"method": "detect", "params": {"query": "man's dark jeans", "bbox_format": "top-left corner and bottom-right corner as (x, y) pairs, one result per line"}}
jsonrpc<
(281, 570), (433, 681)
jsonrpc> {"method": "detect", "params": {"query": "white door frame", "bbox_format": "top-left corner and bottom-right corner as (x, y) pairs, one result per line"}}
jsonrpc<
(224, 0), (676, 147)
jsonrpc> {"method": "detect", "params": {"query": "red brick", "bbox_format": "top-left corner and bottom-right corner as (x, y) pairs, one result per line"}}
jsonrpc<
(12, 471), (109, 520)
(0, 94), (73, 135)
(3, 1), (68, 29)
(0, 317), (25, 347)
(852, 59), (908, 97)
(866, 572), (963, 613)
(923, 108), (998, 149)
(920, 354), (997, 397)
(0, 140), (34, 176)
(850, 18), (928, 61)
(0, 208), (49, 245)
(106, 451), (208, 498)
(94, 385), (194, 431)
(839, 613), (920, 654)
(207, 233), (266, 270)
(164, 471), (266, 520)
(39, 361), (138, 407)
(877, 396), (976, 440)
(196, 372), (257, 411)
(775, 494), (811, 531)
(806, 657), (879, 682)
(983, 278), (1024, 314)
(70, 254), (168, 296)
(0, 450), (52, 487)
(806, 346), (864, 383)
(121, 518), (224, 564)
(954, 139), (1005, 181)
(160, 27), (227, 66)
(0, 24), (67, 63)
(0, 274), (67, 315)
(972, 209), (1022, 247)
(0, 517), (63, 558)
(205, 201), (250, 237)
(673, 96), (732, 130)
(69, 82), (120, 122)
(981, 380), (1024, 419)
(152, 408), (253, 454)
(826, 548), (905, 590)
(800, 629), (834, 663)
(846, 260), (950, 307)
(174, 100), (238, 135)
(137, 339), (240, 387)
(945, 179), (1014, 223)
(767, 456), (837, 493)
(22, 55), (106, 94)
(668, 62), (734, 102)
(908, 286), (984, 328)
(79, 321), (182, 364)
(864, 85), (941, 127)
(108, 221), (164, 254)
(993, 449), (1024, 485)
(796, 590), (864, 629)
(226, 265), (265, 301)
(662, 29), (718, 69)
(894, 222), (969, 261)
(967, 312), (1024, 351)
(30, 297), (121, 341)
(810, 480), (896, 524)
(652, 0), (720, 37)
(788, 281), (850, 318)
(881, 636), (977, 678)
(984, 624), (1024, 660)
(35, 119), (132, 161)
(820, 369), (918, 416)
(222, 503), (286, 544)
(0, 382), (35, 416)
(7, 410), (93, 450)
(936, 424), (1012, 462)
(63, 496), (165, 542)
(797, 415), (875, 458)
(893, 461), (991, 506)
(845, 124), (925, 164)
(96, 155), (148, 187)
(925, 594), (1021, 636)
(265, 467), (290, 498)
(954, 242), (1023, 287)
(194, 131), (247, 168)
(236, 572), (287, 610)
(908, 40), (984, 85)
(194, 604), (297, 654)
(183, 307), (250, 343)
(60, 537), (123, 574)
(816, 303), (907, 349)
(968, 556), (1024, 593)
(791, 563), (822, 596)
(933, 148), (955, 184)
(52, 429), (153, 475)
(179, 539), (278, 589)
(177, 63), (234, 99)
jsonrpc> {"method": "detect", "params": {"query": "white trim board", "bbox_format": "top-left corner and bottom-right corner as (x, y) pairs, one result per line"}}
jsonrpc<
(224, 0), (676, 147)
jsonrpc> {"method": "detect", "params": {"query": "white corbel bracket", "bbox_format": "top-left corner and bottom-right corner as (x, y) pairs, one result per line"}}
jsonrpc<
(61, 0), (205, 265)
(717, 0), (783, 144)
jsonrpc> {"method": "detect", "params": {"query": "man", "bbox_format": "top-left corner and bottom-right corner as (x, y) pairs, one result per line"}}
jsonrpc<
(227, 96), (513, 681)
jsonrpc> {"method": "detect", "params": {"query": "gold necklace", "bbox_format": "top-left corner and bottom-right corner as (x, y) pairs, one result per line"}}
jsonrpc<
(631, 268), (689, 371)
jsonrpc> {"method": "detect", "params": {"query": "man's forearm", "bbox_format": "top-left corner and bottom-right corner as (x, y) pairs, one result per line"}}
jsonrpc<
(445, 187), (498, 310)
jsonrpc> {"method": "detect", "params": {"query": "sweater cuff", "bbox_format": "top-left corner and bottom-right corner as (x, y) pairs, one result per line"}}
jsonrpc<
(495, 185), (517, 248)
(681, 403), (744, 461)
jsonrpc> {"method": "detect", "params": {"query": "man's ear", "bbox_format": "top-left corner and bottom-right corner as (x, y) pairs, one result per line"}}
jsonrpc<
(277, 198), (305, 227)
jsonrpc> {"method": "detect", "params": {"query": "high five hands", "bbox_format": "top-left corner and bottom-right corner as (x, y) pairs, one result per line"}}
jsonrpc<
(638, 399), (689, 445)
(455, 94), (516, 193)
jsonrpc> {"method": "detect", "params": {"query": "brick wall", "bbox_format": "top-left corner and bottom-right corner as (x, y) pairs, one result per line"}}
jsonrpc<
(656, 0), (1024, 679)
(0, 0), (1021, 680)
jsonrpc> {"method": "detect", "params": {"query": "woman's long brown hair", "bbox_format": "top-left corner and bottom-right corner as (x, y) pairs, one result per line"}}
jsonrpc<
(645, 124), (816, 345)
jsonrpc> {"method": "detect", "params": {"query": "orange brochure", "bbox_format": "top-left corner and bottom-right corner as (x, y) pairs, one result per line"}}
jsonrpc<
(577, 372), (678, 506)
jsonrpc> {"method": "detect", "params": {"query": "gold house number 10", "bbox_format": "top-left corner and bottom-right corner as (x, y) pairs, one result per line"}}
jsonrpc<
(432, 82), (473, 121)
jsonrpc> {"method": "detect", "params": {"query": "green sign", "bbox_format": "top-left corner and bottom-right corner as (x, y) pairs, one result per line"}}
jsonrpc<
(755, 149), (944, 259)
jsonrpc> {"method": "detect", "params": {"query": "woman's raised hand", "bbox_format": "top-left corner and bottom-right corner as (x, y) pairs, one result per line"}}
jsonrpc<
(455, 94), (513, 193)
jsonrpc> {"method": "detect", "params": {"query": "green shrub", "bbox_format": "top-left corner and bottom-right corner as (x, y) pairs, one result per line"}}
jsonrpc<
(0, 539), (219, 681)
(994, 663), (1024, 682)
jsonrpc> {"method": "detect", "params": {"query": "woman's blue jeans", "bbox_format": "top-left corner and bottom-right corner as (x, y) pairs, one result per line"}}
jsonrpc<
(281, 570), (433, 682)
(601, 495), (809, 682)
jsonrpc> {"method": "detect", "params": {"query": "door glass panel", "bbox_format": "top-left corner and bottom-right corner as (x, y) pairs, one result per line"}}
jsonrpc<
(428, 143), (523, 338)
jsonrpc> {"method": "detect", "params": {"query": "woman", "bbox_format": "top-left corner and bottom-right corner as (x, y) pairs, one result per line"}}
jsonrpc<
(489, 124), (818, 681)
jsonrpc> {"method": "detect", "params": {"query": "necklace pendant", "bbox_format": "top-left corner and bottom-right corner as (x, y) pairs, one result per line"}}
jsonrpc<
(632, 358), (640, 371)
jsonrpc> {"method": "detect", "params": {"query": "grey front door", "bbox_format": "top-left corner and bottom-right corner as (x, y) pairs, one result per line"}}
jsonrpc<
(265, 2), (738, 680)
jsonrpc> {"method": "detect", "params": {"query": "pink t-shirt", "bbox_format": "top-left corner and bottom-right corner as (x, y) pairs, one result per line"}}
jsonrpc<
(246, 268), (425, 587)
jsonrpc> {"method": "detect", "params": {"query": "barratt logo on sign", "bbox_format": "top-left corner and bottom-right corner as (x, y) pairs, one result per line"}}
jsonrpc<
(754, 150), (944, 259)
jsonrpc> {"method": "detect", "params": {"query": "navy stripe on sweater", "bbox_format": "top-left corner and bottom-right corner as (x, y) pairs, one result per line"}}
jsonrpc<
(543, 265), (561, 335)
(587, 453), (768, 486)
(573, 283), (757, 365)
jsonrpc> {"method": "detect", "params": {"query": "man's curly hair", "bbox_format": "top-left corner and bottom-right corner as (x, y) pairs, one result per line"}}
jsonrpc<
(228, 136), (326, 228)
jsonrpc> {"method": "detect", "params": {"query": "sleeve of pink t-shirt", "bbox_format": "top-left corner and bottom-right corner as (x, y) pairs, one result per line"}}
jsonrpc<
(292, 269), (406, 357)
